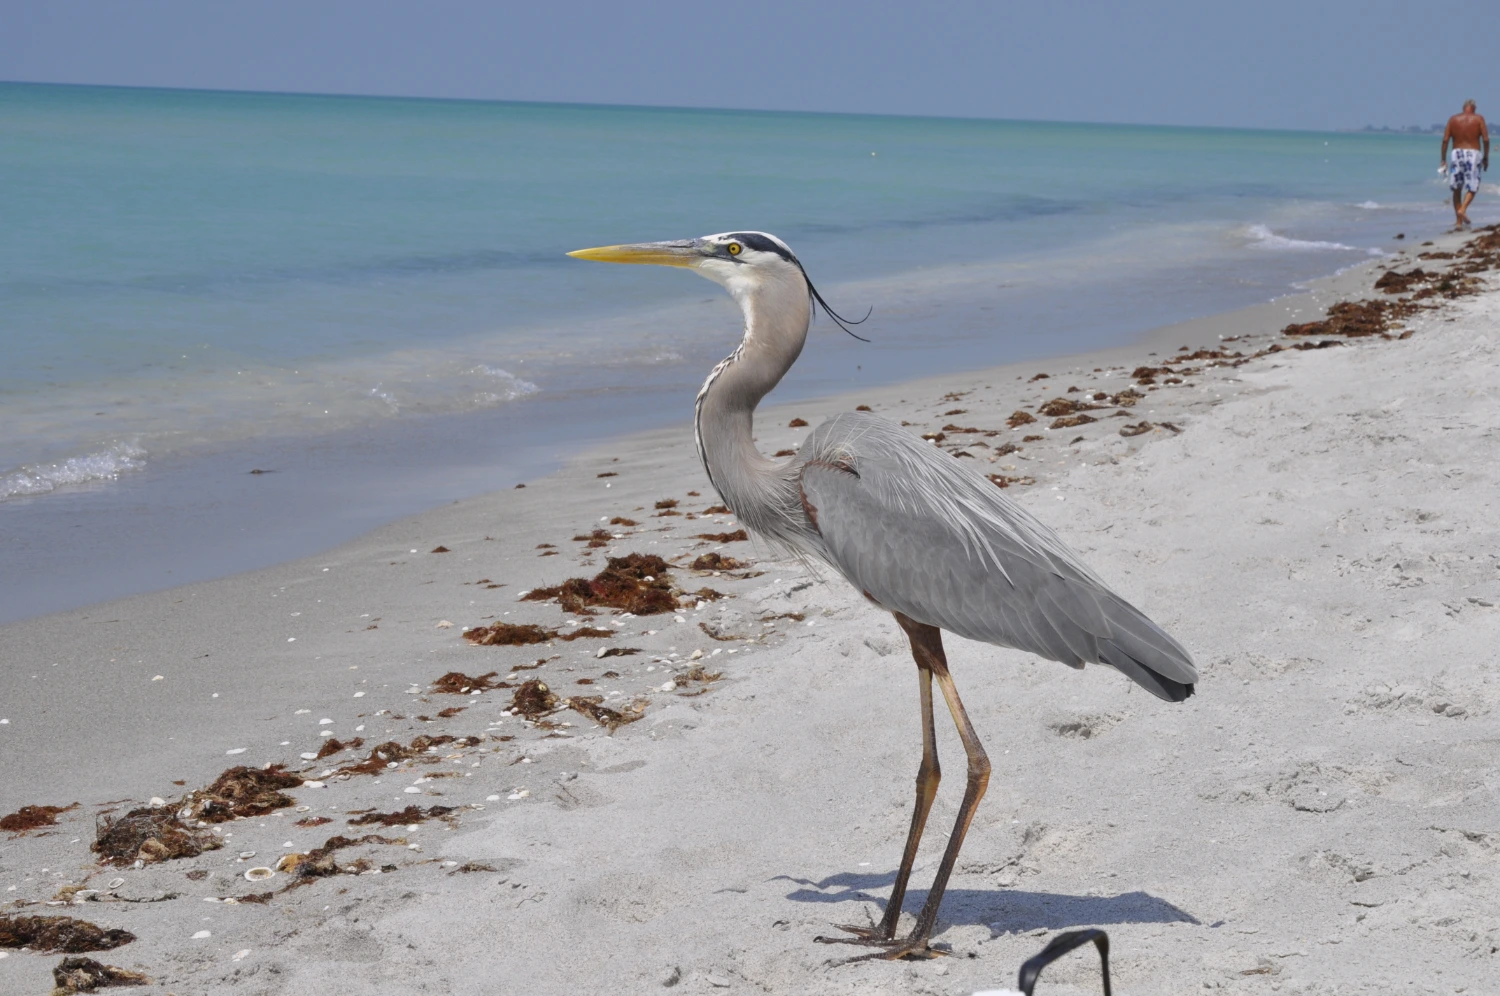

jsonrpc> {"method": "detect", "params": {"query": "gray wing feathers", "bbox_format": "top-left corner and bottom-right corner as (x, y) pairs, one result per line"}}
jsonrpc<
(797, 413), (1196, 698)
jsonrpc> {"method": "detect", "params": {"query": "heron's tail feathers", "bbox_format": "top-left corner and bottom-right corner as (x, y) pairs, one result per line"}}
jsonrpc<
(1099, 646), (1195, 702)
(1096, 599), (1197, 703)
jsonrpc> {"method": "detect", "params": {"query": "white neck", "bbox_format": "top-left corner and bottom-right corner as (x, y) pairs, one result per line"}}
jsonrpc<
(692, 263), (811, 523)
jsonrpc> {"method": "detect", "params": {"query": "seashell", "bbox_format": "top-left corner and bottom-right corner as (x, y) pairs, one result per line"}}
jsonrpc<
(660, 681), (677, 692)
(238, 851), (256, 859)
(148, 796), (166, 807)
(436, 620), (453, 629)
(244, 867), (275, 882)
(192, 929), (212, 939)
(232, 949), (251, 962)
(107, 878), (125, 889)
(275, 854), (303, 873)
(300, 752), (318, 760)
(303, 780), (325, 788)
(294, 805), (311, 812)
(403, 786), (422, 794)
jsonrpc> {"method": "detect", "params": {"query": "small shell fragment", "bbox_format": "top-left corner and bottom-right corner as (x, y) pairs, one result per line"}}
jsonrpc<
(148, 796), (166, 806)
(192, 930), (212, 939)
(107, 878), (125, 890)
(244, 867), (275, 882)
(436, 620), (453, 629)
(232, 949), (251, 962)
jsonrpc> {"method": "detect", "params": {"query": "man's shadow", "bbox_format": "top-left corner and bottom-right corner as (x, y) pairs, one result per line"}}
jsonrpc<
(775, 870), (1200, 934)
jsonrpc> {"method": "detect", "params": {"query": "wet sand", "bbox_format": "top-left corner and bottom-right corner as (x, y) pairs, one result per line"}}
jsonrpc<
(2, 228), (1498, 995)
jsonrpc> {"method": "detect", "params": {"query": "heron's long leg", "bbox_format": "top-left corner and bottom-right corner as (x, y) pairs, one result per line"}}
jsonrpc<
(832, 630), (941, 941)
(877, 658), (941, 937)
(900, 653), (991, 951)
(819, 615), (990, 961)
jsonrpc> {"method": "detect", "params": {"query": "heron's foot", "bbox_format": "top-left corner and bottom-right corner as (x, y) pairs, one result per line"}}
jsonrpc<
(822, 921), (893, 942)
(814, 929), (943, 961)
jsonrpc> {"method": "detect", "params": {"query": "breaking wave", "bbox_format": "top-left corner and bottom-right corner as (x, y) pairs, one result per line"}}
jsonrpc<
(0, 441), (148, 501)
(1242, 224), (1382, 256)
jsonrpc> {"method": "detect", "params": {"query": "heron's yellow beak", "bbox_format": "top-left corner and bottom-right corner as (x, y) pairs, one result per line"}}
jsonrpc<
(566, 240), (703, 267)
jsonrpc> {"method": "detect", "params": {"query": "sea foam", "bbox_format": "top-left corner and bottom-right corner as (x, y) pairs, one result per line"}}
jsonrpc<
(0, 441), (147, 501)
(1243, 224), (1382, 256)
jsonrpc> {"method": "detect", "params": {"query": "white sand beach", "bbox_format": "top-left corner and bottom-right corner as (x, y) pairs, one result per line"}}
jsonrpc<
(3, 228), (1499, 995)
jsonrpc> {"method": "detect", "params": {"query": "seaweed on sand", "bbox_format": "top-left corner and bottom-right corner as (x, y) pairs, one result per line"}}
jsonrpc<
(522, 553), (677, 615)
(0, 916), (135, 953)
(51, 956), (150, 992)
(1, 803), (77, 834)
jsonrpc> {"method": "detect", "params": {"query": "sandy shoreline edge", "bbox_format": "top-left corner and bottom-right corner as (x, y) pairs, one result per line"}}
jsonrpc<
(3, 226), (1498, 994)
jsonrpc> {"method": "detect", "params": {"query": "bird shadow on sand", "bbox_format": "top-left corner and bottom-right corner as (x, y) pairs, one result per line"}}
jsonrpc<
(774, 871), (1200, 933)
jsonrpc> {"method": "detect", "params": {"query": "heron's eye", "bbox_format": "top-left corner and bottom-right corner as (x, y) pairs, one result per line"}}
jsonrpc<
(726, 242), (742, 256)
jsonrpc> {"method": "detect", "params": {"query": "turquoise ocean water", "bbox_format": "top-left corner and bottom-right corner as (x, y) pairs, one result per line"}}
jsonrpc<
(0, 82), (1480, 620)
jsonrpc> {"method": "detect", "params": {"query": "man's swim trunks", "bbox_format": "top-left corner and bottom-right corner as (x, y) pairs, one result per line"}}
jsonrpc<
(1449, 148), (1483, 193)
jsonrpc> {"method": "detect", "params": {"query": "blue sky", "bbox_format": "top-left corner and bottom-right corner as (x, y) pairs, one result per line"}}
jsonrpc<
(2, 1), (1492, 130)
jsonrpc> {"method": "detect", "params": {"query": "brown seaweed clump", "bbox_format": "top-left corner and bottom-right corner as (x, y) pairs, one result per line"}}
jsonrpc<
(431, 671), (502, 694)
(1372, 267), (1434, 294)
(1050, 413), (1096, 429)
(314, 737), (364, 760)
(1037, 397), (1097, 417)
(510, 679), (560, 718)
(1, 802), (77, 834)
(695, 529), (748, 543)
(565, 695), (646, 732)
(182, 765), (304, 824)
(51, 955), (150, 993)
(523, 553), (677, 615)
(1006, 410), (1037, 428)
(347, 805), (455, 827)
(1282, 299), (1398, 339)
(92, 807), (221, 866)
(464, 622), (555, 646)
(284, 834), (400, 879)
(691, 552), (743, 571)
(987, 474), (1038, 489)
(334, 734), (471, 777)
(788, 417), (809, 427)
(572, 528), (612, 548)
(1120, 421), (1154, 437)
(0, 916), (135, 953)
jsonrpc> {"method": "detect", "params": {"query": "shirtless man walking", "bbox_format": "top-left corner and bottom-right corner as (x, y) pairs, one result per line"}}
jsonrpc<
(1440, 100), (1489, 228)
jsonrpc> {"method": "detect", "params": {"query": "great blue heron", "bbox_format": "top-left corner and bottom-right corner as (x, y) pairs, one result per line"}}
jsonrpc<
(568, 232), (1196, 959)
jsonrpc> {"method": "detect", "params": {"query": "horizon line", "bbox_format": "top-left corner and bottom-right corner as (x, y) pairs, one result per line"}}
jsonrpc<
(0, 77), (1400, 139)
